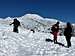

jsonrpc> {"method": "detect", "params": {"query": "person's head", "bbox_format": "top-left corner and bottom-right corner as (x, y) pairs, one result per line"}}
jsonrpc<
(67, 22), (71, 26)
(56, 21), (60, 25)
(14, 19), (17, 21)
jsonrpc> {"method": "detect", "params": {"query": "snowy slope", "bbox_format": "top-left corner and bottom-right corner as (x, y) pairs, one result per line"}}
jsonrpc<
(0, 14), (75, 56)
(0, 24), (75, 56)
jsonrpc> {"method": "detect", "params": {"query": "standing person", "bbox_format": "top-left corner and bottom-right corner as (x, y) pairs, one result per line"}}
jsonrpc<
(64, 22), (72, 48)
(10, 19), (20, 33)
(51, 21), (60, 43)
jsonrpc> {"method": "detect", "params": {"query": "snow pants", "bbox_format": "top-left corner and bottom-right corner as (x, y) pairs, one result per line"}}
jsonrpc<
(53, 32), (58, 43)
(65, 35), (71, 48)
(13, 26), (18, 33)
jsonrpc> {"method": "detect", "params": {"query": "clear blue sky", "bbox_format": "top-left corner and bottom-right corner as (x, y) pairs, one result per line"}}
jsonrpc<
(0, 0), (75, 23)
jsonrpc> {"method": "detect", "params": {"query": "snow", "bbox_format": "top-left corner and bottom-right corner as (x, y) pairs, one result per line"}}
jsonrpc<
(0, 14), (75, 56)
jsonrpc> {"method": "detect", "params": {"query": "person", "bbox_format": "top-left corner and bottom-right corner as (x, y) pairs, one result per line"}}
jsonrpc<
(10, 19), (20, 33)
(51, 21), (60, 43)
(64, 22), (72, 48)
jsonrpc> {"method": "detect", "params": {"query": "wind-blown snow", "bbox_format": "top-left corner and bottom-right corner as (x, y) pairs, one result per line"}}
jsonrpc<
(0, 14), (75, 56)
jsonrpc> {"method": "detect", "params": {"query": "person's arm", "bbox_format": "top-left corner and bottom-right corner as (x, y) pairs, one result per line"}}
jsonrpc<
(64, 28), (66, 36)
(9, 22), (14, 25)
(70, 27), (72, 34)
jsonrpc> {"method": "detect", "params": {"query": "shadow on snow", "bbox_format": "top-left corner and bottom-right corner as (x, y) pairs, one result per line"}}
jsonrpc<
(45, 38), (67, 48)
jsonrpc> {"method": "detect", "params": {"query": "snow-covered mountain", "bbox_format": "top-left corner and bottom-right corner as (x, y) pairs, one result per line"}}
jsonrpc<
(0, 14), (66, 33)
(0, 14), (75, 56)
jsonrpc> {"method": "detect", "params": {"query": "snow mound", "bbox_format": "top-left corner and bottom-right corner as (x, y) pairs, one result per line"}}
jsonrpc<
(0, 26), (75, 56)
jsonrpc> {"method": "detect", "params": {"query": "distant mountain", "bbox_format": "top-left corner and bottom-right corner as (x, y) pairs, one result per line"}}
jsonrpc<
(0, 14), (68, 33)
(20, 14), (66, 32)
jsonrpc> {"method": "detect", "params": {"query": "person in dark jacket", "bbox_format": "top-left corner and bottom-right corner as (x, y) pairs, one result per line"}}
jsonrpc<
(10, 19), (20, 33)
(64, 22), (72, 48)
(51, 21), (60, 43)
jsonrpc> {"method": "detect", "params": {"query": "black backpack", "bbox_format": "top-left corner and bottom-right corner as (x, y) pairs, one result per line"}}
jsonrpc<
(17, 21), (20, 26)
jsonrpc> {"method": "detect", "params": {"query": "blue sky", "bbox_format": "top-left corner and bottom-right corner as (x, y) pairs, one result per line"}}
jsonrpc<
(0, 0), (75, 23)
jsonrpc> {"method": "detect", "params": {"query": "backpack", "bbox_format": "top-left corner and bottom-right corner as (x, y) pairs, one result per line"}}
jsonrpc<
(51, 25), (55, 32)
(17, 21), (20, 26)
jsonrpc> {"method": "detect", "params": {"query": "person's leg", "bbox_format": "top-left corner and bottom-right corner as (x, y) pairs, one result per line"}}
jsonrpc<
(54, 36), (57, 42)
(13, 27), (16, 32)
(55, 37), (57, 43)
(68, 36), (71, 47)
(13, 27), (18, 33)
(55, 32), (58, 43)
(53, 33), (57, 43)
(67, 40), (69, 48)
(54, 36), (56, 43)
(65, 36), (69, 48)
(16, 27), (18, 33)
